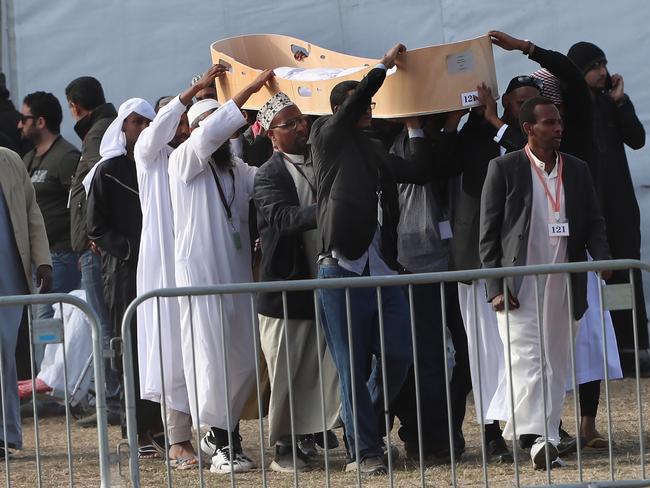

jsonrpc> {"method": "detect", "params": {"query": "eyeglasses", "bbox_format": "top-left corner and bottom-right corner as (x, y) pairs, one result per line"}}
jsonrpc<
(515, 75), (543, 90)
(19, 114), (37, 123)
(270, 115), (309, 131)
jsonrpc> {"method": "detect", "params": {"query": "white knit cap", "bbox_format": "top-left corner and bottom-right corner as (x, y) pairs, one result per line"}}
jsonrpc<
(188, 98), (221, 127)
(257, 92), (295, 130)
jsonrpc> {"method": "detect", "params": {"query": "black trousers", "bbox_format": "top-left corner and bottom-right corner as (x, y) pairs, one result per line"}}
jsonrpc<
(111, 301), (163, 438)
(579, 380), (600, 418)
(390, 282), (471, 451)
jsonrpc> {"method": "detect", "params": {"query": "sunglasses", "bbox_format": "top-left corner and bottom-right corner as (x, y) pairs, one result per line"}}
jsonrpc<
(19, 114), (37, 123)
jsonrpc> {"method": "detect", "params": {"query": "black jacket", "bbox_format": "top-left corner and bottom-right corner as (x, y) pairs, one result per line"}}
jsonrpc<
(309, 67), (433, 269)
(86, 155), (141, 307)
(591, 93), (645, 259)
(479, 150), (610, 319)
(69, 103), (117, 253)
(254, 151), (317, 319)
(450, 112), (525, 272)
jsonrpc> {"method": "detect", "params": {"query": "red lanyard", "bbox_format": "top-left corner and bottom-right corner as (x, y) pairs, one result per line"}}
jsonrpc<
(525, 145), (564, 221)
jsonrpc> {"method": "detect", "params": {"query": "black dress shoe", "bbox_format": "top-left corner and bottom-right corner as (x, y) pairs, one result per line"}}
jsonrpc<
(314, 429), (339, 450)
(486, 437), (514, 464)
(558, 427), (577, 456)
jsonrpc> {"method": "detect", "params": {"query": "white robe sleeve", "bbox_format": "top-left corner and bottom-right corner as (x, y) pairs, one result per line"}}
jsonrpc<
(234, 157), (258, 199)
(168, 100), (246, 184)
(135, 95), (186, 168)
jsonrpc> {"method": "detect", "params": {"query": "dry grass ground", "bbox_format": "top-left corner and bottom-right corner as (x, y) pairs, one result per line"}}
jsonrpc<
(1, 378), (649, 487)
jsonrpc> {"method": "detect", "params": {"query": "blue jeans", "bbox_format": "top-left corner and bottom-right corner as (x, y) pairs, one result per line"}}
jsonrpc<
(34, 251), (81, 320)
(79, 250), (120, 412)
(317, 262), (412, 461)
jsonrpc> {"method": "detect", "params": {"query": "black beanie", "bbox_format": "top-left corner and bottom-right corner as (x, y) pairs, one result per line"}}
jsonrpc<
(567, 42), (607, 74)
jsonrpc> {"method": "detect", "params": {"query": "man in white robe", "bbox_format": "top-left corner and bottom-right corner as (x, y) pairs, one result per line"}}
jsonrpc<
(134, 65), (225, 467)
(480, 97), (610, 470)
(167, 68), (274, 474)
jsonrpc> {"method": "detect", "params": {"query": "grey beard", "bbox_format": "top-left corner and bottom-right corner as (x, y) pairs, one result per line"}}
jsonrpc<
(210, 140), (232, 168)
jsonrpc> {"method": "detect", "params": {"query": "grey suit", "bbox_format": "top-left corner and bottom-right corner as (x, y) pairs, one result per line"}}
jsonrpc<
(479, 149), (610, 320)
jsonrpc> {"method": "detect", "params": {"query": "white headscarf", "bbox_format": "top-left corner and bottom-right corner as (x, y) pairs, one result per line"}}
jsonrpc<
(82, 97), (155, 195)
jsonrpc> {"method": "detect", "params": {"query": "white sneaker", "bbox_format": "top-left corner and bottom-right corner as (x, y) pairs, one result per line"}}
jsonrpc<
(200, 430), (219, 457)
(210, 446), (256, 473)
(530, 437), (559, 470)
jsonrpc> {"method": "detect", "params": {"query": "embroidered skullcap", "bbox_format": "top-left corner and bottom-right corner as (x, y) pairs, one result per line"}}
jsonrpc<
(187, 98), (221, 127)
(257, 92), (295, 130)
(531, 68), (563, 105)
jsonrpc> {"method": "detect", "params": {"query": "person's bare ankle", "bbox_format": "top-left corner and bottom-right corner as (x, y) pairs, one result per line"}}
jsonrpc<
(169, 441), (196, 460)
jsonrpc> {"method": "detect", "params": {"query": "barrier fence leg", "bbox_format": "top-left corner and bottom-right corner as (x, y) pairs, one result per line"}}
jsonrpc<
(597, 271), (615, 481)
(155, 297), (173, 488)
(249, 294), (268, 488)
(628, 269), (646, 479)
(470, 281), (488, 486)
(281, 291), (299, 488)
(503, 278), (520, 487)
(565, 274), (583, 481)
(122, 310), (140, 488)
(344, 287), (362, 488)
(313, 291), (331, 488)
(217, 295), (236, 488)
(26, 306), (43, 488)
(407, 284), (426, 487)
(0, 314), (11, 487)
(375, 287), (394, 488)
(187, 296), (205, 488)
(58, 302), (75, 488)
(533, 275), (552, 484)
(440, 283), (457, 487)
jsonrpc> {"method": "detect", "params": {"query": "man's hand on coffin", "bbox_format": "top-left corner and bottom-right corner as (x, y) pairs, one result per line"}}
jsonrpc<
(491, 292), (520, 312)
(442, 109), (468, 133)
(477, 82), (503, 130)
(488, 31), (529, 53)
(381, 43), (407, 69)
(181, 64), (228, 105)
(233, 69), (275, 108)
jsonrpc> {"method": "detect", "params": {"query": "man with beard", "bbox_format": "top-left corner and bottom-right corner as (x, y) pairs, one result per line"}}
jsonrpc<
(85, 98), (163, 456)
(134, 65), (225, 468)
(568, 41), (648, 378)
(19, 92), (81, 324)
(167, 69), (274, 474)
(253, 93), (341, 472)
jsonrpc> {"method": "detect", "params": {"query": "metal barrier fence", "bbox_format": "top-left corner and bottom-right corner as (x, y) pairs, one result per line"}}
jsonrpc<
(0, 293), (111, 488)
(120, 259), (650, 488)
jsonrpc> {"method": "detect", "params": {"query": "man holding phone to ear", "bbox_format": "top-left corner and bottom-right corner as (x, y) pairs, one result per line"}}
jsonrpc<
(568, 42), (648, 378)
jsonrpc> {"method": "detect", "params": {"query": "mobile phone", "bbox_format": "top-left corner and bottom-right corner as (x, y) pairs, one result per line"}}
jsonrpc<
(605, 72), (613, 91)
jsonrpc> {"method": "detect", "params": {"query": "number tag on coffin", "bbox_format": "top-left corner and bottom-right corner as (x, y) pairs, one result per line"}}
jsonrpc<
(548, 222), (570, 237)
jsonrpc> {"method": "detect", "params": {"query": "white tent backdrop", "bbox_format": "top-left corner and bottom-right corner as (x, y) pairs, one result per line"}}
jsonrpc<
(2, 0), (649, 315)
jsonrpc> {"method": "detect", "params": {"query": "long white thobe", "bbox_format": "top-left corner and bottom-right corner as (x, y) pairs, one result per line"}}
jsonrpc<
(134, 95), (189, 412)
(458, 281), (508, 424)
(168, 101), (257, 431)
(492, 151), (574, 445)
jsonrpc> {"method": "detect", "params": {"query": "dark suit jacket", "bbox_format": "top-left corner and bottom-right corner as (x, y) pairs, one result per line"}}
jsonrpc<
(479, 149), (610, 319)
(450, 112), (526, 272)
(254, 151), (317, 319)
(309, 67), (433, 269)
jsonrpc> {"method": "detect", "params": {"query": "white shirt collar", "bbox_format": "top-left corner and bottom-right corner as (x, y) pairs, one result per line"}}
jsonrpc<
(283, 153), (305, 165)
(527, 146), (559, 178)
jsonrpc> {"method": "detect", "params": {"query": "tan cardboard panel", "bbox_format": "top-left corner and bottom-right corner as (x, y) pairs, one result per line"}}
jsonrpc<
(211, 33), (498, 118)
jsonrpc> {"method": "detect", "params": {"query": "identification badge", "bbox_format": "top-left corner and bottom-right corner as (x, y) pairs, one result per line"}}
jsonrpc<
(548, 222), (570, 237)
(438, 220), (453, 240)
(231, 230), (242, 250)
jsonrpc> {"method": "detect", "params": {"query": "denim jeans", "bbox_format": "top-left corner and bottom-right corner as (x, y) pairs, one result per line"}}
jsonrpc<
(79, 250), (121, 412)
(317, 262), (412, 462)
(33, 251), (81, 320)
